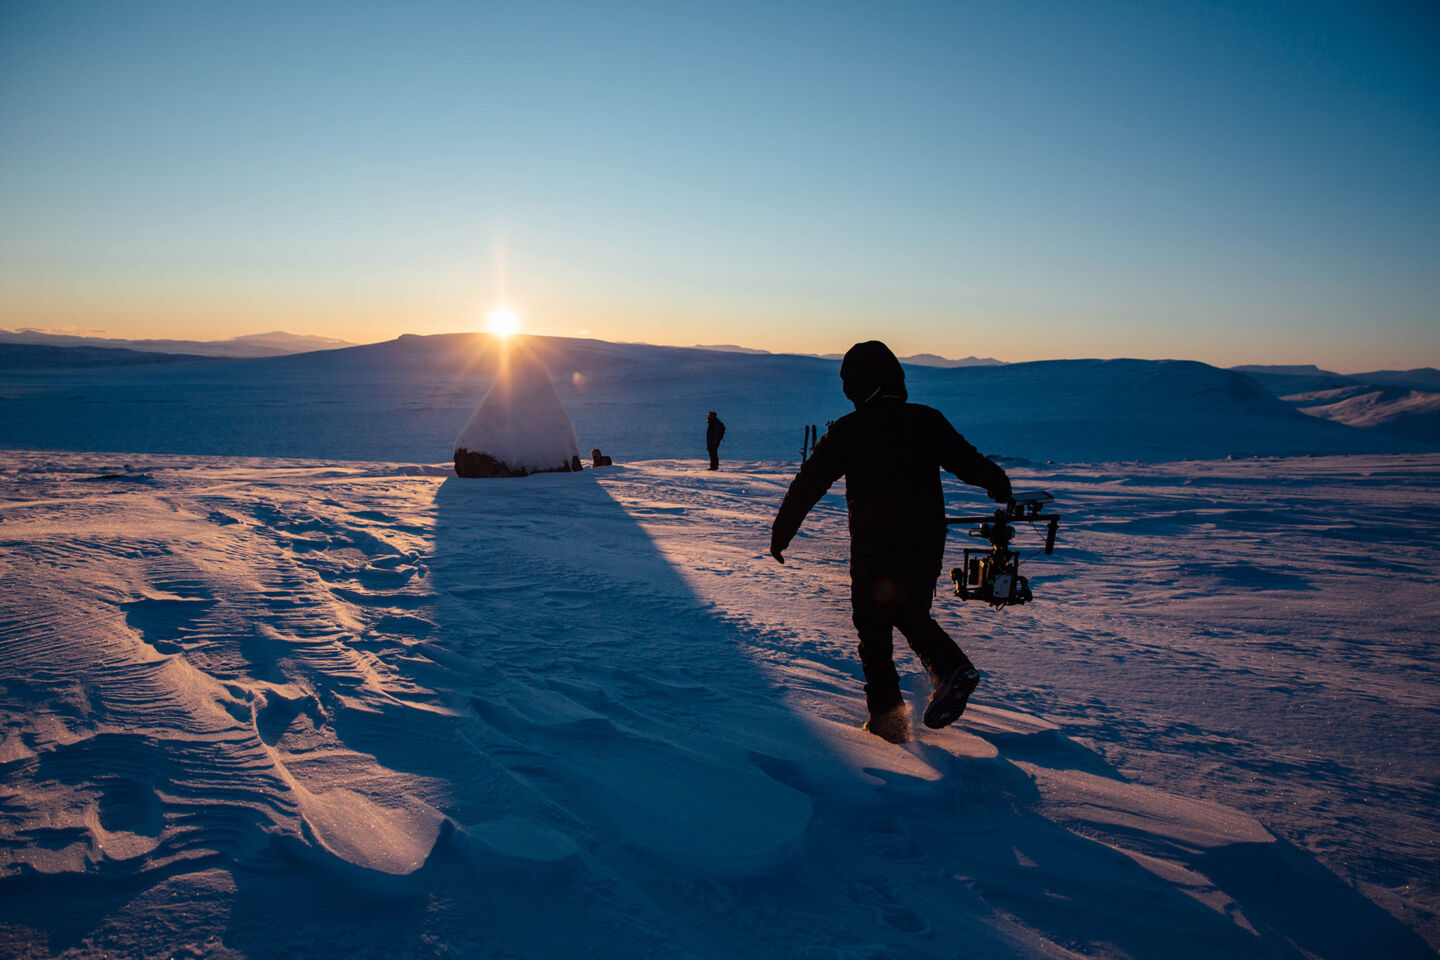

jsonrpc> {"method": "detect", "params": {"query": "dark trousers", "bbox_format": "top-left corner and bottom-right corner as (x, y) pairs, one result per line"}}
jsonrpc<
(851, 574), (972, 715)
(707, 445), (720, 470)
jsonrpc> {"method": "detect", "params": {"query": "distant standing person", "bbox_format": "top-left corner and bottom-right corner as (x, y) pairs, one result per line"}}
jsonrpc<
(769, 341), (1012, 744)
(706, 411), (726, 471)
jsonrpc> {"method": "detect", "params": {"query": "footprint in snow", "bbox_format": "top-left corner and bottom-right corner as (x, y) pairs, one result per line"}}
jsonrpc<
(849, 877), (931, 936)
(862, 826), (921, 861)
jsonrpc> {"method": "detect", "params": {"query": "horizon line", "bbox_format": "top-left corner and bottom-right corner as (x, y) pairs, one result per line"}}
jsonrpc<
(2, 326), (1434, 378)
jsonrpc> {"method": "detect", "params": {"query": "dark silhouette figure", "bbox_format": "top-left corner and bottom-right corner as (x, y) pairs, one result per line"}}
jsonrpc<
(706, 411), (726, 471)
(590, 448), (614, 467)
(770, 341), (1012, 743)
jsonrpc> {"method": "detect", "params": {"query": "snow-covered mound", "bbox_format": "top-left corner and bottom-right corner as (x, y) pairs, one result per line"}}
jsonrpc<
(0, 451), (1436, 957)
(0, 334), (1434, 464)
(452, 343), (581, 477)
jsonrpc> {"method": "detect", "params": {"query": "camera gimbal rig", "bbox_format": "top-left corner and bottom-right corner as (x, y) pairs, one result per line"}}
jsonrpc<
(946, 491), (1060, 607)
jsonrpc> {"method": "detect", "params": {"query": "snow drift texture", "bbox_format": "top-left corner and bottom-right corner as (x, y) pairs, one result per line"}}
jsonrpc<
(452, 343), (580, 477)
(1, 451), (1436, 959)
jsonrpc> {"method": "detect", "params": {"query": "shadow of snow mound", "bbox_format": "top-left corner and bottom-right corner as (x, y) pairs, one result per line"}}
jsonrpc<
(431, 472), (817, 878)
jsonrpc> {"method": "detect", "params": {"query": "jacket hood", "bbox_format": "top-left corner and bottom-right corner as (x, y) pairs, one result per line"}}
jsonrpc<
(840, 340), (908, 407)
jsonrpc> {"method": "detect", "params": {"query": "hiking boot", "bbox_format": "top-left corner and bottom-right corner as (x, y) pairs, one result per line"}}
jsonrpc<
(862, 703), (911, 744)
(923, 666), (979, 729)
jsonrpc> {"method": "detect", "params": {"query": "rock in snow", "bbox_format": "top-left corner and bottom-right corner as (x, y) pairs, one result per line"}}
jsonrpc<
(453, 342), (583, 477)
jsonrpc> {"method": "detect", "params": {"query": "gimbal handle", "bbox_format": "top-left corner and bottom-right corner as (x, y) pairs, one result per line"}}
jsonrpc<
(944, 508), (1061, 556)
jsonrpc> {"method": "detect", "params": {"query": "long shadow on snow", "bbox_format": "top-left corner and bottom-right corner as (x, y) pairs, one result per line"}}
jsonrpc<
(232, 468), (832, 958)
(419, 468), (1433, 957)
(423, 469), (818, 879)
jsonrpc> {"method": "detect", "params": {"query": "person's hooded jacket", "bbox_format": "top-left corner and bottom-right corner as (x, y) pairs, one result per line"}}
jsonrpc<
(771, 341), (1011, 583)
(706, 412), (725, 449)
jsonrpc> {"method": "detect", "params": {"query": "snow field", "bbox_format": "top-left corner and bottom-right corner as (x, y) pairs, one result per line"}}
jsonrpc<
(0, 451), (1436, 958)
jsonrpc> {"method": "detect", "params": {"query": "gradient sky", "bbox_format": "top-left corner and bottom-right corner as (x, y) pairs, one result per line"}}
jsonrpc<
(1, 0), (1436, 370)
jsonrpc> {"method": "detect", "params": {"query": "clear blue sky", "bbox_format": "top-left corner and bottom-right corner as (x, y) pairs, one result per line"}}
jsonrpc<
(1, 0), (1436, 370)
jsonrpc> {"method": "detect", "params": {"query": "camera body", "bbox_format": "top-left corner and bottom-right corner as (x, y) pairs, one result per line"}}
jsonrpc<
(954, 550), (1032, 605)
(946, 492), (1059, 608)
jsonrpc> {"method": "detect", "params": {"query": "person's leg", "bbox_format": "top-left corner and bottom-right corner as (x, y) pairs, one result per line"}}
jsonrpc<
(892, 580), (973, 683)
(891, 579), (980, 729)
(851, 578), (903, 715)
(708, 446), (719, 470)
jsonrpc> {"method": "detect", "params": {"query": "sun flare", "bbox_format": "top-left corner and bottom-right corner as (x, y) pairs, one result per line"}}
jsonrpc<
(487, 305), (521, 337)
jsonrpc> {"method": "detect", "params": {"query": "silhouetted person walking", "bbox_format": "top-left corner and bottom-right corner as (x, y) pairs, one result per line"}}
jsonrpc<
(706, 411), (725, 471)
(769, 341), (1012, 743)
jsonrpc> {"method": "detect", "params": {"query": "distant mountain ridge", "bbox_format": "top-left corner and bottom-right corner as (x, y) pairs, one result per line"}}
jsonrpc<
(815, 352), (1003, 366)
(0, 329), (355, 358)
(1233, 364), (1440, 442)
(695, 343), (1002, 367)
(1, 333), (1432, 462)
(0, 343), (206, 368)
(692, 343), (774, 356)
(898, 352), (1003, 368)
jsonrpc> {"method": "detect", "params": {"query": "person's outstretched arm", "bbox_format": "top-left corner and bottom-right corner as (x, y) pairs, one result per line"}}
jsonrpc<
(770, 428), (845, 563)
(933, 410), (1012, 503)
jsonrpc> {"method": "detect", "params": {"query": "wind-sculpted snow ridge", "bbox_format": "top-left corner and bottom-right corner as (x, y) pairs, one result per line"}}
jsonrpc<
(0, 451), (1436, 959)
(0, 458), (449, 893)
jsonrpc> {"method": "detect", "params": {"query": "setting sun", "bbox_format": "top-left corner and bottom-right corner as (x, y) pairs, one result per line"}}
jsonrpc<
(487, 305), (520, 337)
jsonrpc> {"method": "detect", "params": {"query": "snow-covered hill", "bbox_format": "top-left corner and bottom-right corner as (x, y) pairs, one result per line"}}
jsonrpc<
(1284, 386), (1440, 442)
(0, 329), (355, 358)
(0, 343), (205, 367)
(1, 451), (1436, 958)
(1234, 364), (1440, 443)
(0, 334), (1429, 464)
